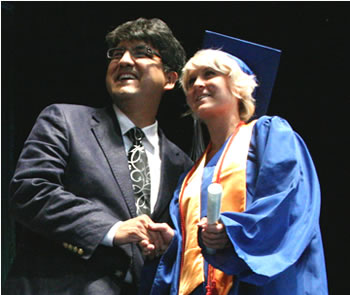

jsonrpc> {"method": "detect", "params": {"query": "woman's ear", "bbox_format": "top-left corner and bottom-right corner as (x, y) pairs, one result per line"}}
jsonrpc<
(164, 71), (178, 90)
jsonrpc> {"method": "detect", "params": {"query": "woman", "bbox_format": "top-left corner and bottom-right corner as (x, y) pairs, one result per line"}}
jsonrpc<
(140, 49), (328, 295)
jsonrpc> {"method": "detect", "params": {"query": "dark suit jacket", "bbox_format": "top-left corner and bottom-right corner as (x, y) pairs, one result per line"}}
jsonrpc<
(4, 104), (192, 295)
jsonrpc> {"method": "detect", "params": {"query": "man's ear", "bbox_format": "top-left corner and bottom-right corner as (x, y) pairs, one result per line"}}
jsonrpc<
(164, 71), (178, 90)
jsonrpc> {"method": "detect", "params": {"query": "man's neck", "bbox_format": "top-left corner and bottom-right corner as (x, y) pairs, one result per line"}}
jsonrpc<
(113, 100), (158, 128)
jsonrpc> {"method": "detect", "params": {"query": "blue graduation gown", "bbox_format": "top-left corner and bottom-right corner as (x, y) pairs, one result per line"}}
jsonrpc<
(145, 116), (328, 295)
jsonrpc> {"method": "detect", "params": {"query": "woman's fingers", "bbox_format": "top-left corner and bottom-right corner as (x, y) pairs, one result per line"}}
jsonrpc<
(200, 220), (229, 249)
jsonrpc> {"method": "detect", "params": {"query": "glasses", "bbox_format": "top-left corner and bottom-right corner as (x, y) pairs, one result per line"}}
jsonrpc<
(107, 45), (161, 60)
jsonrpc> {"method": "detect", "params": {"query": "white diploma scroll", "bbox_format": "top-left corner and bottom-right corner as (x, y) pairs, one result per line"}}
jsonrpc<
(206, 182), (223, 254)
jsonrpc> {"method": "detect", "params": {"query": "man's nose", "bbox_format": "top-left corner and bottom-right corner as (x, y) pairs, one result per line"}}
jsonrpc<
(119, 50), (135, 66)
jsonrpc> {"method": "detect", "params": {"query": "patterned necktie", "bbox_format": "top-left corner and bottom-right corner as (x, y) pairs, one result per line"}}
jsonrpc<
(126, 127), (151, 216)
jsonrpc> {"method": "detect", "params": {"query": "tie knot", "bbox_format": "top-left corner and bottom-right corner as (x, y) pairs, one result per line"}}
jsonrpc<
(127, 127), (145, 144)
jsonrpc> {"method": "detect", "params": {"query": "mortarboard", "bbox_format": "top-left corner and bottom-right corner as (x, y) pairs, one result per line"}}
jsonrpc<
(202, 30), (281, 118)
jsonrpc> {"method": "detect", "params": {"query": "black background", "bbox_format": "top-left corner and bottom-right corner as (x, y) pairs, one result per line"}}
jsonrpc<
(2, 1), (350, 293)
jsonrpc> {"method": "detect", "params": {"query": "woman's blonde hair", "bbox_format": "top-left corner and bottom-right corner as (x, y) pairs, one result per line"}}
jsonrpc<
(180, 49), (258, 122)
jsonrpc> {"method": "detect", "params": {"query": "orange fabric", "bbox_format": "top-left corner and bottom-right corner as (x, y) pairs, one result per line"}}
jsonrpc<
(178, 157), (206, 295)
(210, 121), (256, 295)
(179, 121), (256, 295)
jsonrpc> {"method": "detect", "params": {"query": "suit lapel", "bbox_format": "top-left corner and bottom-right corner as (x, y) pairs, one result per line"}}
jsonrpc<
(90, 106), (137, 218)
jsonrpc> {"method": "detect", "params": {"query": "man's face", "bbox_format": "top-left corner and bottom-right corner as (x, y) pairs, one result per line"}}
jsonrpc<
(105, 40), (170, 104)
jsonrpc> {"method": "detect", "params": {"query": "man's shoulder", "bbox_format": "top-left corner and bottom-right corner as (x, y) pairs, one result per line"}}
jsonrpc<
(43, 103), (100, 113)
(159, 130), (192, 163)
(40, 103), (107, 120)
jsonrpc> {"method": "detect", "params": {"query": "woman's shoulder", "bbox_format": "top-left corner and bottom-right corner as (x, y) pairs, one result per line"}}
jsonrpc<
(253, 115), (294, 134)
(255, 115), (289, 126)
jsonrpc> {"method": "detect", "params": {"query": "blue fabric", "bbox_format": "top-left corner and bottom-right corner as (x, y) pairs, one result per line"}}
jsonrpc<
(144, 116), (328, 295)
(227, 53), (254, 76)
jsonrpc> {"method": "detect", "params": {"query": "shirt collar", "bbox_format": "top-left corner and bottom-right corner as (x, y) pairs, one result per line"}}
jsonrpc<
(112, 104), (158, 149)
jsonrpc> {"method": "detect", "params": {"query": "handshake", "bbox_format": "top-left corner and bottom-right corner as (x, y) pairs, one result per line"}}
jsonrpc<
(113, 215), (230, 259)
(112, 215), (174, 258)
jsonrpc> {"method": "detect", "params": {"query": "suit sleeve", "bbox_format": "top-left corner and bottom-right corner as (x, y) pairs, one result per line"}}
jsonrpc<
(201, 116), (321, 285)
(9, 105), (120, 259)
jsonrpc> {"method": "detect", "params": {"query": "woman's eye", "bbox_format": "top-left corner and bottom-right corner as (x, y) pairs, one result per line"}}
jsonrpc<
(204, 70), (216, 78)
(188, 77), (196, 87)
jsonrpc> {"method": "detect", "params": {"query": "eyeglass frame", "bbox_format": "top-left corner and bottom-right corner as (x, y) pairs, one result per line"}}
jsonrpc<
(106, 45), (162, 60)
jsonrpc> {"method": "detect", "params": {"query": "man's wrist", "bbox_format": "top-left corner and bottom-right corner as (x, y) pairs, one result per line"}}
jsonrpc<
(101, 221), (123, 247)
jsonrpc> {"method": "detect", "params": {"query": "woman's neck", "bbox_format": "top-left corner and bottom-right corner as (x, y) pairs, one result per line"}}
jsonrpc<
(205, 115), (241, 161)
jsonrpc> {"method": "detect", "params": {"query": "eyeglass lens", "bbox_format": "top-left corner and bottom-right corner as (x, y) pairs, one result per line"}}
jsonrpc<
(107, 45), (159, 60)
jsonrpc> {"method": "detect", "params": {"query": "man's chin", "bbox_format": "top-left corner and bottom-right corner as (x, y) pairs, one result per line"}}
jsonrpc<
(110, 89), (140, 103)
(112, 86), (139, 97)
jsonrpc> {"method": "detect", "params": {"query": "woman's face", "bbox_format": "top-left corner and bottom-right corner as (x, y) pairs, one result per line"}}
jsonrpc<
(185, 67), (239, 121)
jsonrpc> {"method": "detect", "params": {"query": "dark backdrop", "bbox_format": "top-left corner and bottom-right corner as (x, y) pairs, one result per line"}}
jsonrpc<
(2, 1), (349, 293)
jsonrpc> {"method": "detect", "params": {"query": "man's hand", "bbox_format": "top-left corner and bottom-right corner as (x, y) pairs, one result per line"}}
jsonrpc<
(113, 215), (162, 250)
(198, 217), (230, 250)
(148, 222), (174, 247)
(139, 222), (174, 258)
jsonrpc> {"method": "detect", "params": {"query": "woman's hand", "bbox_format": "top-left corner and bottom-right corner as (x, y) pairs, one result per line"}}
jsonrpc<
(198, 217), (230, 250)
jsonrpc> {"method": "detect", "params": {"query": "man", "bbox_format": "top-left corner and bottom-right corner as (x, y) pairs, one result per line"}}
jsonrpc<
(4, 18), (192, 295)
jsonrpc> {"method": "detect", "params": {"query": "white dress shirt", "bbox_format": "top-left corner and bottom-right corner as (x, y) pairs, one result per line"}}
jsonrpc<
(101, 105), (161, 247)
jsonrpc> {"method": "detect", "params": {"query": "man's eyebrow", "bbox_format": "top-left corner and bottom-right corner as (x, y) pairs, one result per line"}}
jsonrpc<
(133, 44), (148, 49)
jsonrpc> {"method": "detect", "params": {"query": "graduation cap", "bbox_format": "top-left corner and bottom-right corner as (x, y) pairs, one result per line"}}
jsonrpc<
(202, 30), (281, 118)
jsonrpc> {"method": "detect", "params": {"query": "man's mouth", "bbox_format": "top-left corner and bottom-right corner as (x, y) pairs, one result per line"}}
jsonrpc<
(116, 73), (138, 81)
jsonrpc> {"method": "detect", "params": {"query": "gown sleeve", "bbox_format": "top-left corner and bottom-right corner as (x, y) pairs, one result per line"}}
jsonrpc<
(201, 116), (321, 286)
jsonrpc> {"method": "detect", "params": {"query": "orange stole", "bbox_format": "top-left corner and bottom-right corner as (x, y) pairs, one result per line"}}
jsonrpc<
(178, 121), (256, 295)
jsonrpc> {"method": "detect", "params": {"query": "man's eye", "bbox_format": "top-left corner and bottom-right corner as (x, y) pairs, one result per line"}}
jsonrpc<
(133, 46), (152, 58)
(111, 49), (124, 58)
(115, 52), (124, 58)
(133, 50), (148, 58)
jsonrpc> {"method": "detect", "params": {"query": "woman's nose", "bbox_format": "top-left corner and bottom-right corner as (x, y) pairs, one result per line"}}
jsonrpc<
(192, 76), (205, 88)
